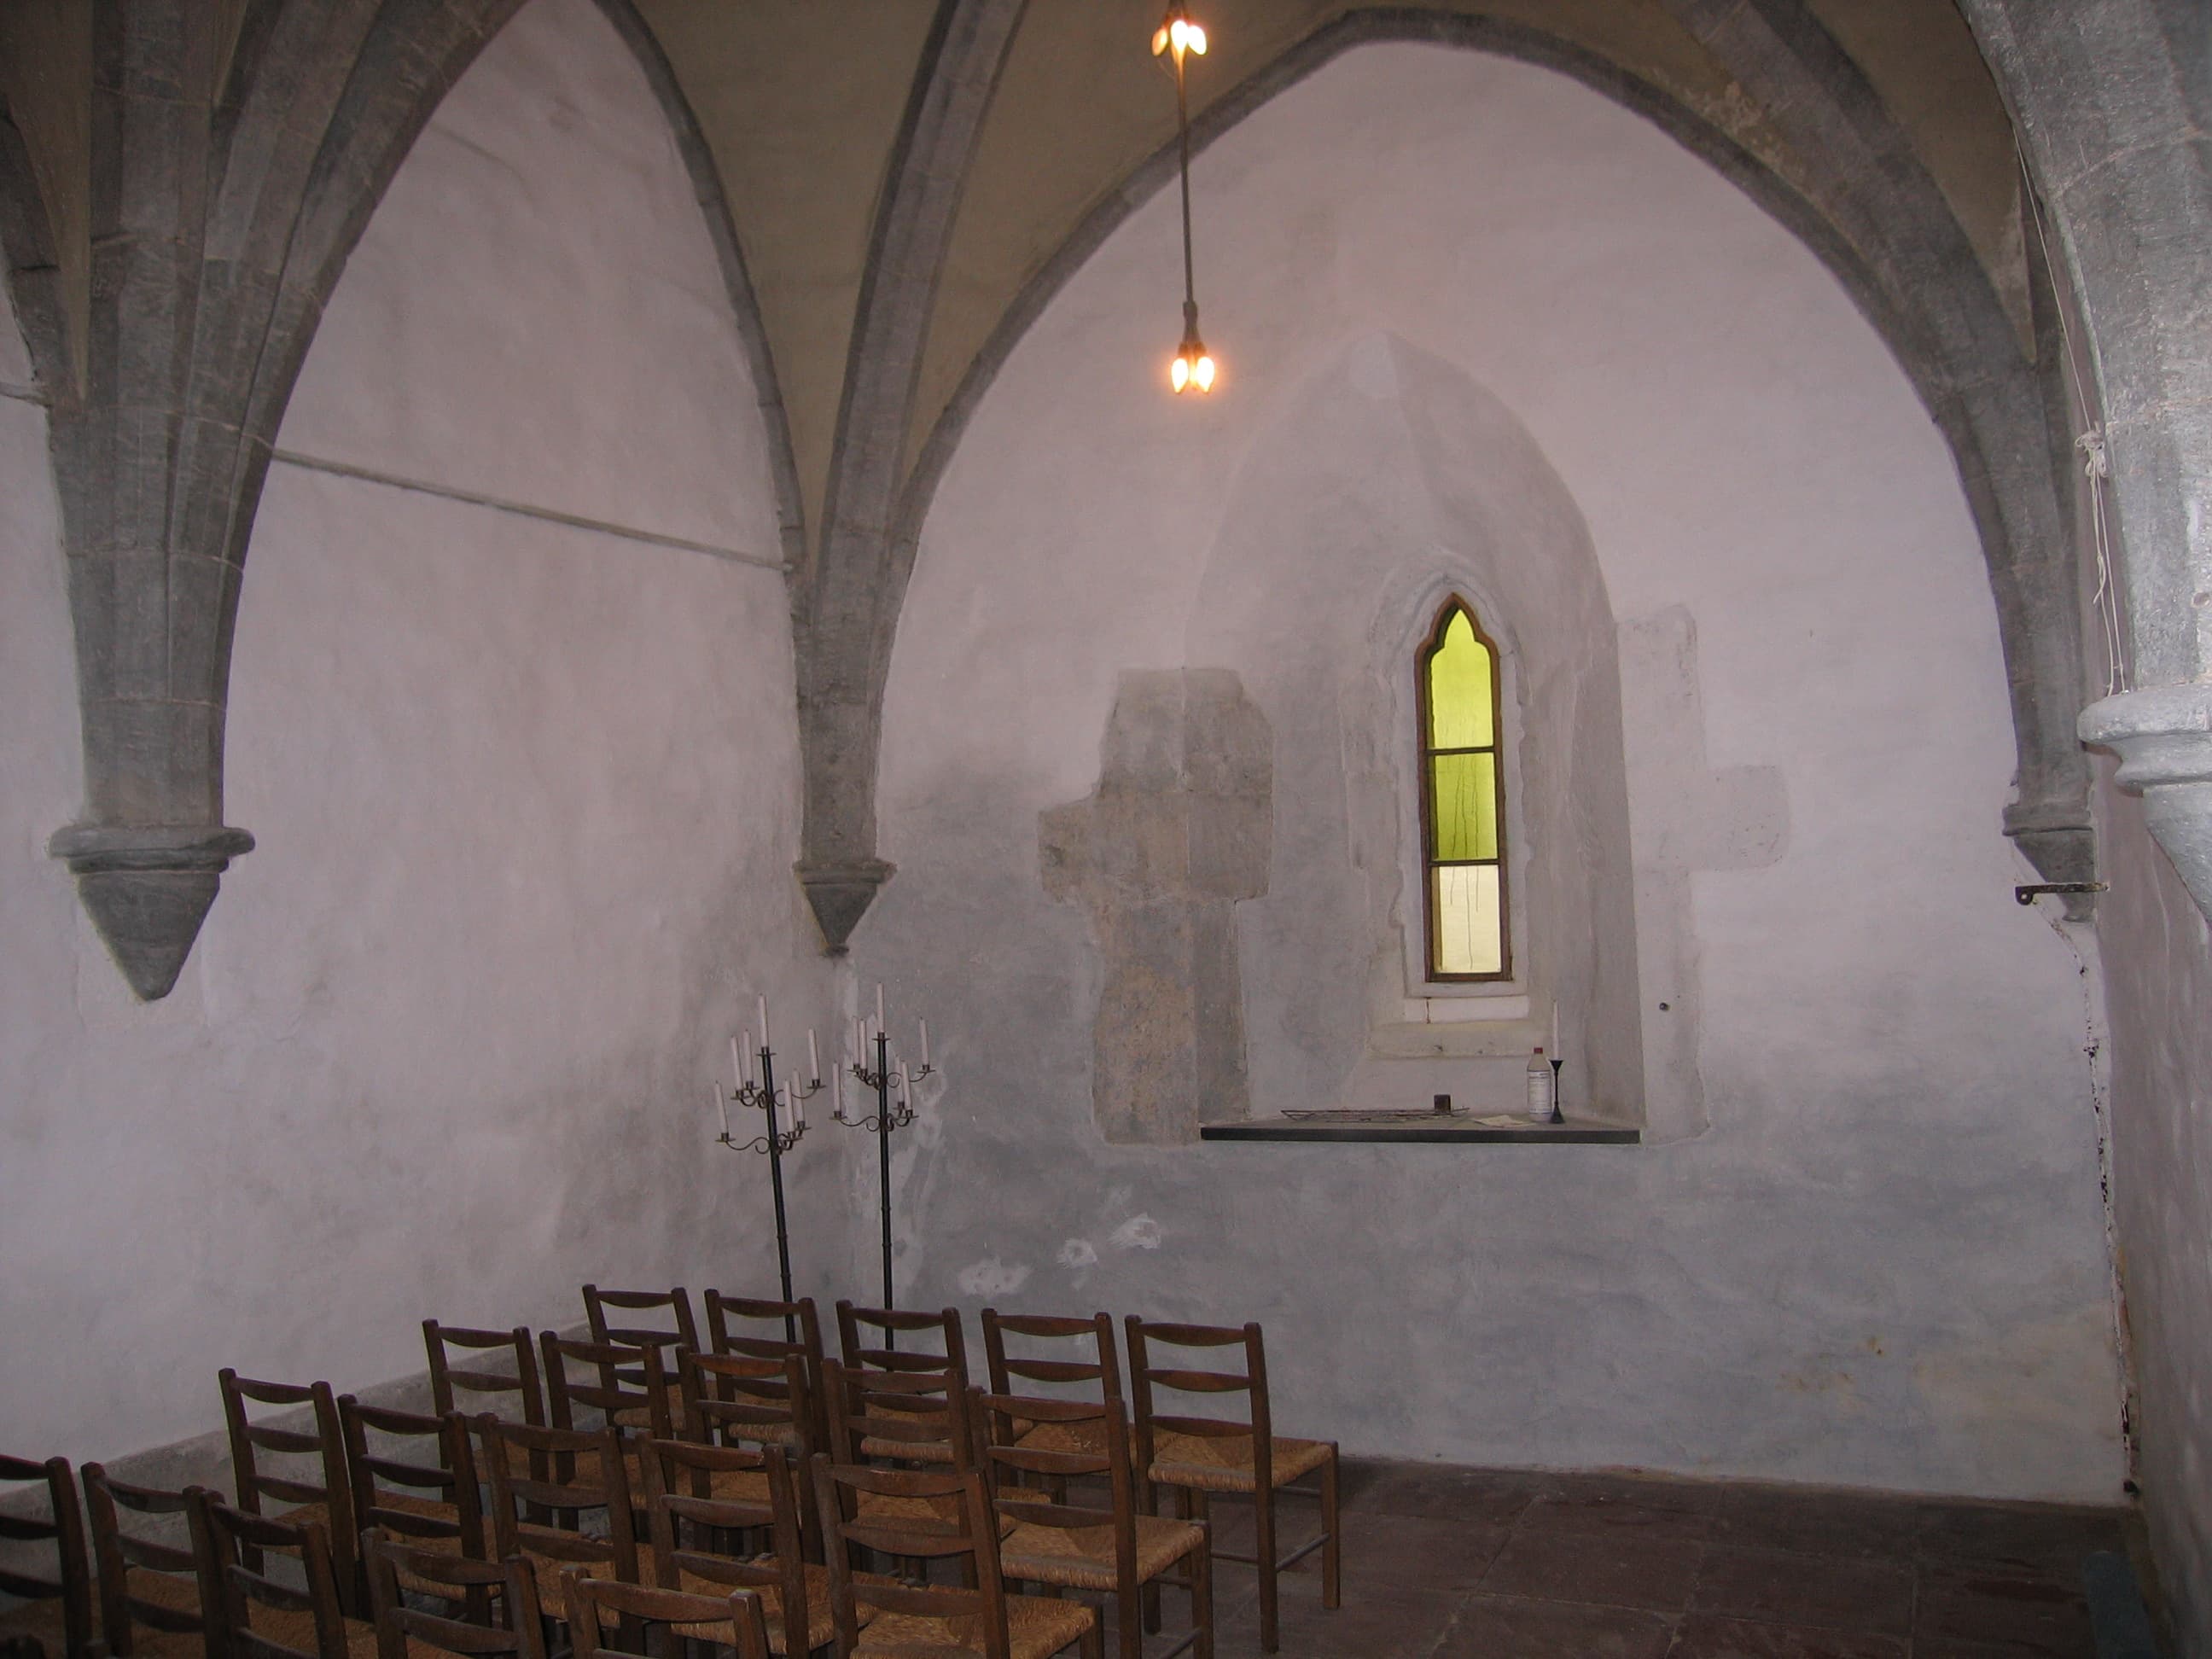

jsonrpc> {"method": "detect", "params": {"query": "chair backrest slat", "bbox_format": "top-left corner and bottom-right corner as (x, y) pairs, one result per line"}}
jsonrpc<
(835, 1301), (970, 1386)
(475, 1417), (638, 1586)
(981, 1308), (1123, 1405)
(197, 1492), (352, 1659)
(361, 1526), (546, 1659)
(540, 1332), (672, 1440)
(0, 1454), (93, 1656)
(82, 1463), (218, 1652)
(1125, 1317), (1273, 1491)
(562, 1571), (771, 1659)
(338, 1396), (481, 1559)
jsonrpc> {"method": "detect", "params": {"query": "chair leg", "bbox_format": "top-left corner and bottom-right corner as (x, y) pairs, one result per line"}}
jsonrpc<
(1192, 1532), (1214, 1659)
(1321, 1448), (1341, 1610)
(1080, 1612), (1104, 1659)
(1119, 1580), (1144, 1659)
(1254, 1488), (1278, 1654)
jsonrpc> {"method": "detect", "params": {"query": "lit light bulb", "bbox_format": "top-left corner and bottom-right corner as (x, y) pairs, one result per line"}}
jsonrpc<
(1169, 329), (1217, 395)
(1152, 5), (1206, 63)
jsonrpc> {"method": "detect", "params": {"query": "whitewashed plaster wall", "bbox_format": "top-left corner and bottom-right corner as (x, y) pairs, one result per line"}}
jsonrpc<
(863, 44), (2124, 1499)
(0, 0), (824, 1464)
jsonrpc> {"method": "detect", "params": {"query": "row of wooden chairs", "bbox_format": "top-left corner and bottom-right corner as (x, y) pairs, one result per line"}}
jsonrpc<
(3, 1287), (1337, 1657)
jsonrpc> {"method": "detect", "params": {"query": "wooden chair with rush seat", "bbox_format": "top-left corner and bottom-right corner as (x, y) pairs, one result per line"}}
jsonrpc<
(1123, 1318), (1338, 1656)
(562, 1570), (774, 1659)
(0, 1454), (95, 1659)
(580, 1285), (698, 1434)
(981, 1310), (1124, 1466)
(195, 1493), (371, 1659)
(977, 1391), (1211, 1659)
(812, 1457), (1098, 1659)
(475, 1417), (646, 1624)
(80, 1464), (219, 1659)
(217, 1372), (360, 1616)
(360, 1527), (546, 1659)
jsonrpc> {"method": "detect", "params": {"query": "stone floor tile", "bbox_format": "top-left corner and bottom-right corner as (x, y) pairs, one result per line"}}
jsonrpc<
(1210, 1583), (1459, 1659)
(1340, 1457), (1546, 1526)
(1481, 1527), (1706, 1611)
(1914, 1561), (2095, 1655)
(1520, 1486), (1720, 1543)
(1912, 1501), (2125, 1580)
(1324, 1509), (1508, 1593)
(1690, 1546), (1913, 1635)
(1664, 1612), (1908, 1658)
(1710, 1486), (1918, 1561)
(1548, 1471), (1729, 1516)
(1434, 1592), (1676, 1659)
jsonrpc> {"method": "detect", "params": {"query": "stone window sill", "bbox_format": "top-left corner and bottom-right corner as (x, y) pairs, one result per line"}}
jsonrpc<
(1199, 1115), (1639, 1145)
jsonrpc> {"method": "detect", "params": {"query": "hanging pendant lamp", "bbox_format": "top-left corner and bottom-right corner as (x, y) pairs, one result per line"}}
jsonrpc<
(1153, 3), (1215, 394)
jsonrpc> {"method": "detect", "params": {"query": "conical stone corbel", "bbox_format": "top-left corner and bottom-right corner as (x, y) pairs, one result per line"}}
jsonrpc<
(49, 824), (256, 1000)
(796, 858), (895, 955)
(2081, 684), (2212, 923)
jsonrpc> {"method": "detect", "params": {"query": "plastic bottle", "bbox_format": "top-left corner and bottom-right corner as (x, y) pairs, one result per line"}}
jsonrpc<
(1526, 1047), (1555, 1121)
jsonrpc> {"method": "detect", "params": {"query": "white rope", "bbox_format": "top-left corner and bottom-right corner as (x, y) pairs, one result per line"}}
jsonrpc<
(2021, 152), (2129, 697)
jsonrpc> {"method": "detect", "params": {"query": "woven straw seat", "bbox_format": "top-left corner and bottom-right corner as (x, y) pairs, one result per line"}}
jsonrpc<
(1148, 1431), (1331, 1493)
(246, 1599), (444, 1659)
(669, 1561), (893, 1653)
(124, 1563), (207, 1616)
(858, 1433), (955, 1464)
(999, 1514), (1206, 1594)
(1013, 1417), (1111, 1459)
(0, 1595), (71, 1656)
(854, 1595), (1094, 1659)
(520, 1540), (650, 1619)
(611, 1382), (687, 1432)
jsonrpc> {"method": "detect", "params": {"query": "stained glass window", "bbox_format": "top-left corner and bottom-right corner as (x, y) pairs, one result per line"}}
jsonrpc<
(1419, 600), (1509, 979)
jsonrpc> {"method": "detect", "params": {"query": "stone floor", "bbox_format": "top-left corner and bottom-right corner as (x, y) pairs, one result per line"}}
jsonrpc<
(1128, 1458), (2139, 1658)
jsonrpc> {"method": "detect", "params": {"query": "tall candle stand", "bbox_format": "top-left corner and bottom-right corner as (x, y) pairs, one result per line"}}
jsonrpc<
(717, 1034), (821, 1331)
(836, 1001), (934, 1330)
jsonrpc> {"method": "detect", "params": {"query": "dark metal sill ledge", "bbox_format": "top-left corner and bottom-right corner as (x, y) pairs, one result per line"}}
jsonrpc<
(1200, 1116), (1641, 1145)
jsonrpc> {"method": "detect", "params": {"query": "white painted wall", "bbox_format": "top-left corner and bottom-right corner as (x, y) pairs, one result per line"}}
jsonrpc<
(869, 44), (2123, 1499)
(0, 0), (823, 1463)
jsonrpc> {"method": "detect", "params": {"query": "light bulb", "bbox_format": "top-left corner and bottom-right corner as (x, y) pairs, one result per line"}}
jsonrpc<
(1185, 23), (1207, 55)
(1151, 22), (1170, 55)
(1170, 354), (1190, 393)
(1193, 353), (1216, 392)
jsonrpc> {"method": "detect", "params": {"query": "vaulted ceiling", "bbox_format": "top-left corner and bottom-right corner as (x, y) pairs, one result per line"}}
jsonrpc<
(630, 0), (2028, 568)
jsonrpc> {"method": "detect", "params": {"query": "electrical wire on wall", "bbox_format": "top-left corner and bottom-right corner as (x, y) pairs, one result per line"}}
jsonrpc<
(2021, 151), (2129, 699)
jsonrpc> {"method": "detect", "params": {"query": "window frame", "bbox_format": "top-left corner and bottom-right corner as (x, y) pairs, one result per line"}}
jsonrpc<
(1415, 595), (1512, 982)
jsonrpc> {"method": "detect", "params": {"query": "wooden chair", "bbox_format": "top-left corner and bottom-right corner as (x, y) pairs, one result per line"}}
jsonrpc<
(811, 1458), (1097, 1659)
(637, 1437), (839, 1656)
(562, 1570), (772, 1659)
(196, 1493), (370, 1659)
(541, 1333), (673, 1445)
(981, 1311), (1124, 1465)
(1123, 1319), (1338, 1655)
(679, 1350), (813, 1451)
(338, 1398), (491, 1605)
(424, 1323), (544, 1496)
(218, 1371), (358, 1613)
(704, 1291), (828, 1451)
(360, 1527), (545, 1658)
(80, 1464), (218, 1659)
(835, 1302), (969, 1392)
(475, 1417), (645, 1602)
(0, 1455), (94, 1659)
(979, 1393), (1209, 1659)
(581, 1286), (698, 1430)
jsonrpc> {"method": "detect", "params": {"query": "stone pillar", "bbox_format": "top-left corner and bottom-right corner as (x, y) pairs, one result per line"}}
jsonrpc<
(1040, 670), (1272, 1144)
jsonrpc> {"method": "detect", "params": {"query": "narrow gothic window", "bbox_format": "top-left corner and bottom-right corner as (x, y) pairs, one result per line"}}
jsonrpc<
(1419, 598), (1510, 980)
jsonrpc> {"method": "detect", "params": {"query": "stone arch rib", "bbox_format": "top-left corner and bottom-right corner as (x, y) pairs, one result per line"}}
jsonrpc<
(797, 3), (2091, 950)
(793, 0), (1026, 952)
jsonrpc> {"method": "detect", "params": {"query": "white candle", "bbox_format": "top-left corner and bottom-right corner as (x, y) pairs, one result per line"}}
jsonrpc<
(808, 1027), (821, 1082)
(835, 1057), (846, 1118)
(757, 994), (770, 1051)
(900, 1062), (913, 1107)
(919, 1018), (930, 1067)
(712, 1080), (729, 1138)
(1551, 999), (1560, 1056)
(795, 1084), (806, 1128)
(730, 1036), (744, 1093)
(740, 1032), (754, 1086)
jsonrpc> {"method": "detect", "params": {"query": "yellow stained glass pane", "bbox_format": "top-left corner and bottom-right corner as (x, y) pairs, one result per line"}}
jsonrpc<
(1426, 608), (1494, 750)
(1432, 864), (1503, 975)
(1429, 752), (1499, 862)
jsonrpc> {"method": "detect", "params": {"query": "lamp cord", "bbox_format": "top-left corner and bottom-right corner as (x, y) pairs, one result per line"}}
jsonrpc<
(1176, 50), (1196, 318)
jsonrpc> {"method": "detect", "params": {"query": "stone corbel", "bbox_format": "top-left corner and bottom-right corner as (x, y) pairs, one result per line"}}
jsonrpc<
(2080, 684), (2212, 921)
(48, 824), (256, 1000)
(796, 858), (897, 954)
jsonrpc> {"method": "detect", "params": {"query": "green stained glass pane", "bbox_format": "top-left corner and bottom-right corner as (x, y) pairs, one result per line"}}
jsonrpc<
(1432, 864), (1503, 975)
(1429, 752), (1499, 861)
(1426, 608), (1494, 750)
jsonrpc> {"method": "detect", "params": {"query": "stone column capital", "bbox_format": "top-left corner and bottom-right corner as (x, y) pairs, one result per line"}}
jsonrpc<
(795, 858), (897, 955)
(47, 821), (256, 1001)
(2081, 682), (2212, 919)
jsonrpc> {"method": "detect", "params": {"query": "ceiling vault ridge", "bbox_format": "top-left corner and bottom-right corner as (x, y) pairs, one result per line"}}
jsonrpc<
(592, 0), (806, 576)
(788, 0), (2098, 958)
(794, 0), (1027, 955)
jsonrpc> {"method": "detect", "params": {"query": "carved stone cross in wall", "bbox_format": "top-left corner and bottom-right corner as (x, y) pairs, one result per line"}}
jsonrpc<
(1041, 670), (1272, 1144)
